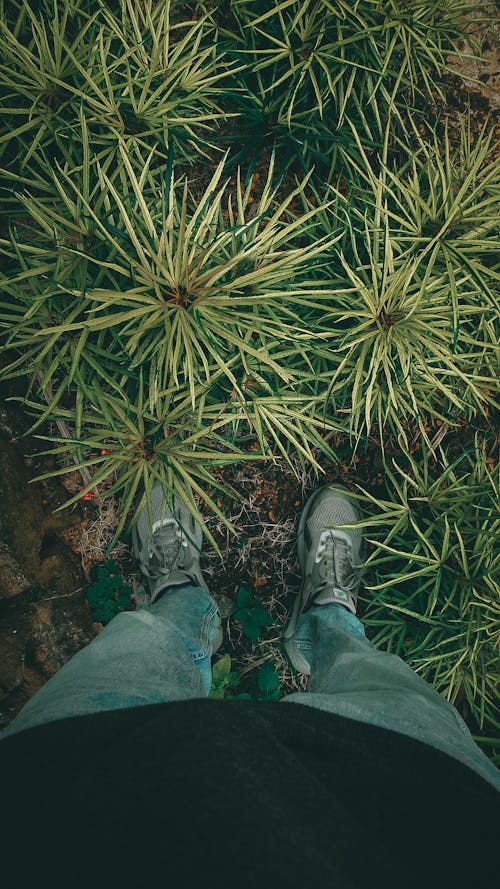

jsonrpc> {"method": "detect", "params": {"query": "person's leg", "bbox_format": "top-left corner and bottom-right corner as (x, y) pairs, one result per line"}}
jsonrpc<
(1, 583), (222, 739)
(282, 604), (500, 789)
(282, 485), (500, 790)
(2, 482), (222, 740)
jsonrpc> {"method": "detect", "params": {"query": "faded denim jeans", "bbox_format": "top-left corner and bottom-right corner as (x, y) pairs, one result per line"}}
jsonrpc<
(1, 583), (499, 790)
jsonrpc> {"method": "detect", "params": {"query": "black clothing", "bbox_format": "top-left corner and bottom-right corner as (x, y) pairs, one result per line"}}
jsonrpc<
(1, 699), (497, 888)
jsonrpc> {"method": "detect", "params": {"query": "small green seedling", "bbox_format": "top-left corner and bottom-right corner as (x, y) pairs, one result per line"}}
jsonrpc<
(233, 586), (274, 643)
(209, 654), (240, 699)
(256, 661), (281, 701)
(86, 559), (134, 625)
(230, 662), (282, 702)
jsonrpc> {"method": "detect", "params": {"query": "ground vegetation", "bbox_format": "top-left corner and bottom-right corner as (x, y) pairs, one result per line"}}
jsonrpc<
(0, 0), (498, 757)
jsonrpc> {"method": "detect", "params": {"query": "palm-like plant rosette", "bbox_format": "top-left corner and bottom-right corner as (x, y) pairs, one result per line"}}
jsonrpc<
(28, 379), (262, 548)
(1, 143), (340, 403)
(350, 444), (500, 736)
(0, 0), (237, 170)
(217, 0), (472, 124)
(302, 120), (499, 445)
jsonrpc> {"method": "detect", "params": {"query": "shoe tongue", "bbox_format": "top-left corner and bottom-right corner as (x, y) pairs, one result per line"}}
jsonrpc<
(312, 583), (356, 612)
(153, 517), (179, 540)
(150, 568), (192, 603)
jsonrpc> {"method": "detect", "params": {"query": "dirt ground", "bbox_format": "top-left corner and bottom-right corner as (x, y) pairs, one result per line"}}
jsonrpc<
(0, 388), (97, 728)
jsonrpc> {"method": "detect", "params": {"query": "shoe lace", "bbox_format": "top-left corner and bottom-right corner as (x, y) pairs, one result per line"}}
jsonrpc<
(148, 519), (187, 577)
(315, 530), (358, 594)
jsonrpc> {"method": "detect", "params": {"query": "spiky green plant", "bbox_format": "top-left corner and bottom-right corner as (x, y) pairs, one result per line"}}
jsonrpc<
(300, 119), (500, 447)
(0, 0), (236, 172)
(303, 232), (498, 447)
(374, 0), (480, 102)
(0, 133), (348, 518)
(211, 0), (386, 177)
(25, 376), (262, 548)
(0, 114), (129, 420)
(0, 141), (341, 409)
(345, 441), (500, 741)
(69, 0), (236, 166)
(379, 120), (500, 311)
(237, 0), (382, 125)
(222, 372), (340, 472)
(218, 0), (473, 124)
(216, 58), (381, 178)
(0, 0), (98, 167)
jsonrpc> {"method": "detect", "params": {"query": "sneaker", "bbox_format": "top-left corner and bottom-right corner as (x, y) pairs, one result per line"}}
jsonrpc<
(283, 485), (366, 647)
(132, 482), (208, 604)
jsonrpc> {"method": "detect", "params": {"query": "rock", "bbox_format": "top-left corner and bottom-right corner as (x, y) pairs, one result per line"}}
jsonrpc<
(30, 598), (95, 679)
(0, 541), (31, 599)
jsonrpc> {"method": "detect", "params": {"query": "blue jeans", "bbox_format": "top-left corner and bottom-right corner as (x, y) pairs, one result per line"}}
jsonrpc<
(2, 583), (499, 790)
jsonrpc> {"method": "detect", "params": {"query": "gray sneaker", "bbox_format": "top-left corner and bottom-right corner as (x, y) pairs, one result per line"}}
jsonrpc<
(132, 482), (208, 604)
(283, 485), (366, 650)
